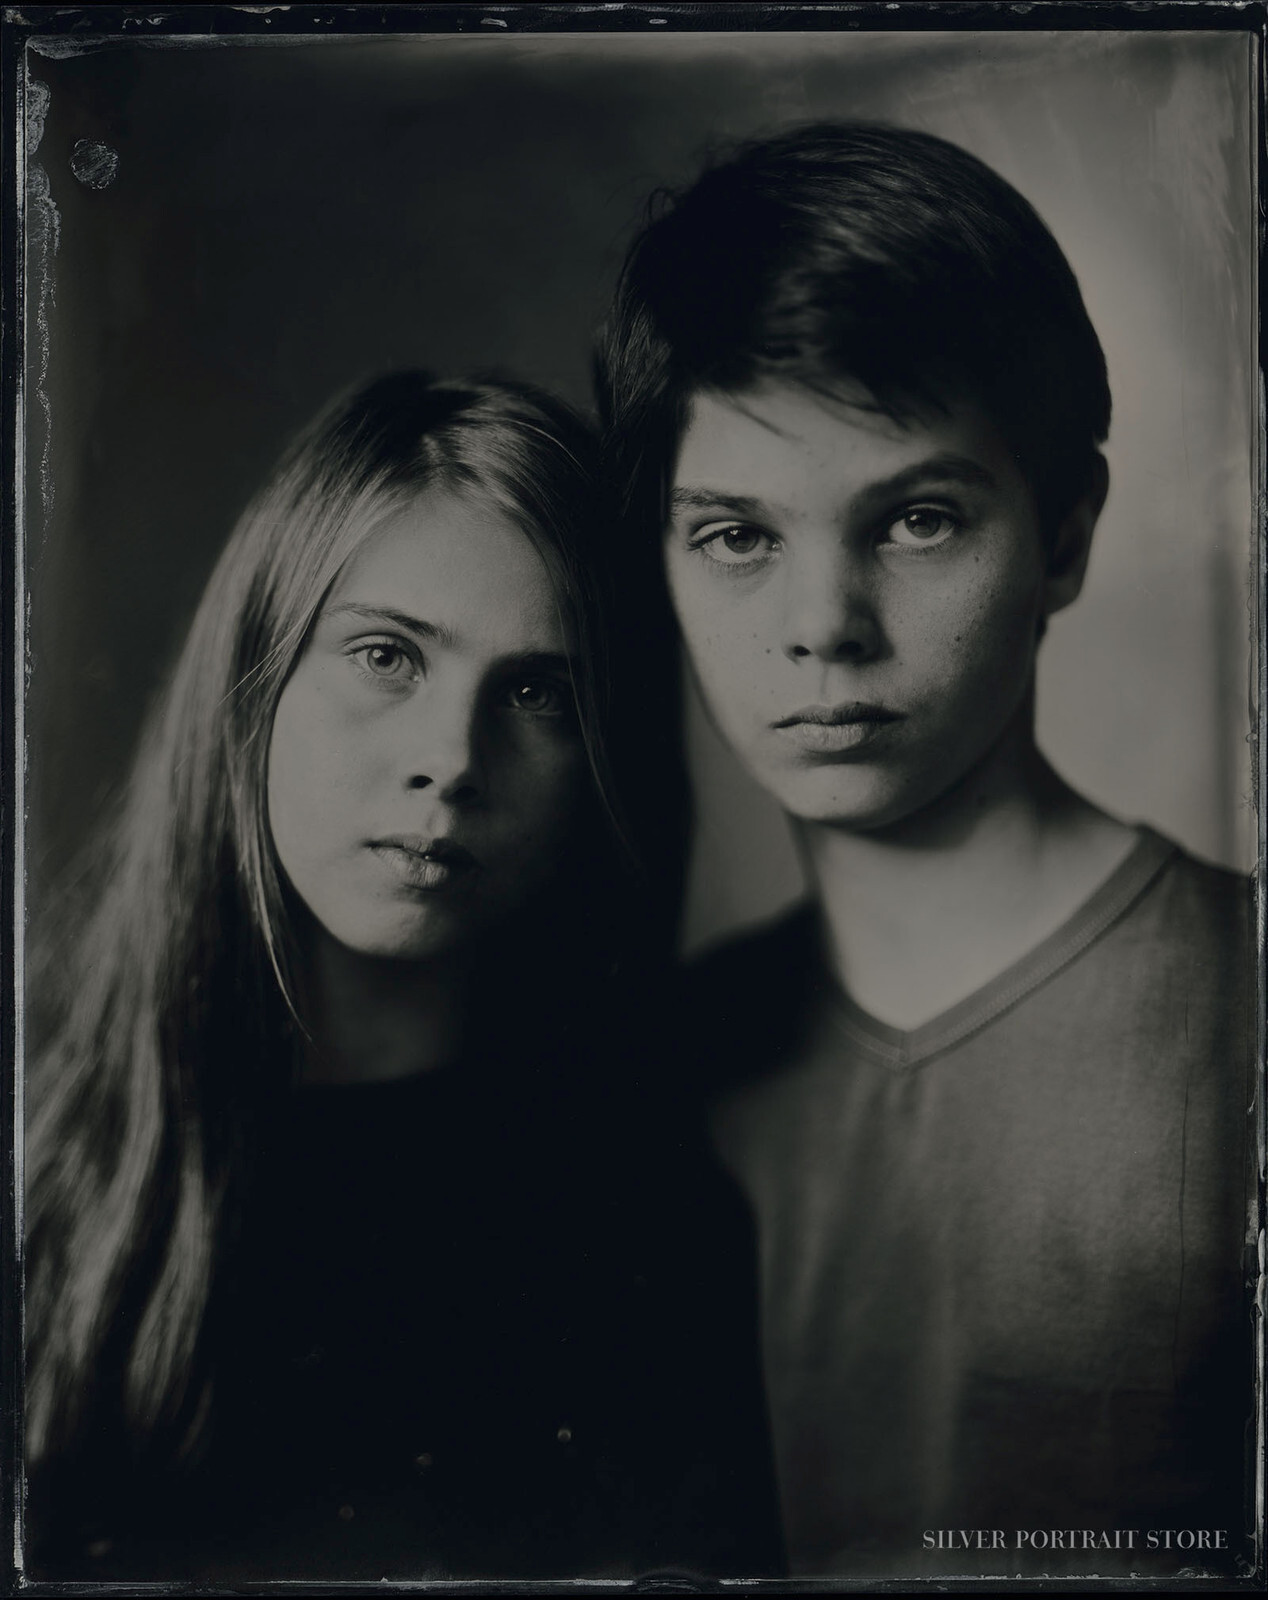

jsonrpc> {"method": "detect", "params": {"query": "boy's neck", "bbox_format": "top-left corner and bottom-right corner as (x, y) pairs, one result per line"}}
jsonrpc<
(794, 718), (1137, 1032)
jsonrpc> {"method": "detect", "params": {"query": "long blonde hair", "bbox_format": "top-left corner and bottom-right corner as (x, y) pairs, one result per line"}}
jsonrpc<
(25, 373), (673, 1472)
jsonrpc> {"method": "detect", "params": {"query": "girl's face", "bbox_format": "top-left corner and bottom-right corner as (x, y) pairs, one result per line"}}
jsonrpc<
(267, 486), (587, 961)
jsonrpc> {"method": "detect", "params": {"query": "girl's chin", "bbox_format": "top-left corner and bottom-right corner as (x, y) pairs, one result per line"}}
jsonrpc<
(321, 910), (484, 964)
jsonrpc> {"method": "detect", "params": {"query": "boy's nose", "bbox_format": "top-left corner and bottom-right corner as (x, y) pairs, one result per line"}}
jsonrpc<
(402, 694), (484, 807)
(780, 547), (883, 664)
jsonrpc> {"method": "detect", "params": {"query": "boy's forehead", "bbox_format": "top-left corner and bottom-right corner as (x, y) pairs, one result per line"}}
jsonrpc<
(672, 382), (1009, 509)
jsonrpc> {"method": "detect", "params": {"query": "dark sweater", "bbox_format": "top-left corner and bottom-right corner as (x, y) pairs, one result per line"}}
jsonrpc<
(28, 1033), (782, 1584)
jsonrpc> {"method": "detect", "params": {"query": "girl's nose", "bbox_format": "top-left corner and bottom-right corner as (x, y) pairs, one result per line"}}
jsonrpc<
(402, 690), (484, 807)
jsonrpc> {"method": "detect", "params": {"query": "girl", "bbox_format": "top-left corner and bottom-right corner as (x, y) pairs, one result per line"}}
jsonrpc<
(24, 374), (776, 1581)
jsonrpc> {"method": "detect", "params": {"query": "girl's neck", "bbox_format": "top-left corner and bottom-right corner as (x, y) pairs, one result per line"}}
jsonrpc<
(300, 932), (475, 1086)
(794, 715), (1137, 1031)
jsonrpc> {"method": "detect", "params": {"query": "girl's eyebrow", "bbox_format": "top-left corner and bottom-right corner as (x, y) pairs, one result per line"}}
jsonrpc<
(504, 651), (575, 675)
(321, 605), (574, 673)
(322, 602), (456, 648)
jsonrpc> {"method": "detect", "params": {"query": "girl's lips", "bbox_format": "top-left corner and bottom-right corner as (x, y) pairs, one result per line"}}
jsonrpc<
(369, 837), (478, 890)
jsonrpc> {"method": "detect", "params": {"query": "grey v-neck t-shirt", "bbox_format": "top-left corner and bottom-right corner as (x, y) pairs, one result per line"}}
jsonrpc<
(694, 829), (1254, 1579)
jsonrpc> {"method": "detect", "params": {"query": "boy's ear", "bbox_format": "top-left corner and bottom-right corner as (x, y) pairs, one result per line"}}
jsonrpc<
(1042, 452), (1108, 618)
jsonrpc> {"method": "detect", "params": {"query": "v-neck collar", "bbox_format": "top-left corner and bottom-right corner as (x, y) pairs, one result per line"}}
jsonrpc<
(818, 825), (1177, 1070)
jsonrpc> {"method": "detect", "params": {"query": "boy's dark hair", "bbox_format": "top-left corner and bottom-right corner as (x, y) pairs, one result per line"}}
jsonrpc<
(596, 122), (1111, 545)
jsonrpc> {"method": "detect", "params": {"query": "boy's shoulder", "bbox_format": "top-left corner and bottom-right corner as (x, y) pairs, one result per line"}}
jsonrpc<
(1131, 826), (1253, 958)
(677, 826), (1253, 983)
(1151, 825), (1251, 889)
(672, 901), (826, 1095)
(1133, 836), (1256, 1077)
(667, 830), (1254, 1088)
(685, 897), (820, 1001)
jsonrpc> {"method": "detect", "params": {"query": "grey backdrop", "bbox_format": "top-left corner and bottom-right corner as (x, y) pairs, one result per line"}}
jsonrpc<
(23, 28), (1257, 954)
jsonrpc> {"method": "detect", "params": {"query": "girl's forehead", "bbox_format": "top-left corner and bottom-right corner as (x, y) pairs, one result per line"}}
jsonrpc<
(326, 486), (572, 654)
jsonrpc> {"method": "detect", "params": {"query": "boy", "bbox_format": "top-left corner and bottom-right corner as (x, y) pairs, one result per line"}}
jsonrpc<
(596, 124), (1256, 1579)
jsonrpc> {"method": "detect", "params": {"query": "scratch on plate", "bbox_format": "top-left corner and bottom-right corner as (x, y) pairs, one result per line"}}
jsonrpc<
(24, 71), (58, 525)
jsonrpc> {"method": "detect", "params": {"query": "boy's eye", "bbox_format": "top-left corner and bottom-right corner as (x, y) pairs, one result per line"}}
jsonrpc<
(691, 523), (778, 565)
(504, 678), (571, 718)
(883, 507), (960, 549)
(350, 641), (421, 682)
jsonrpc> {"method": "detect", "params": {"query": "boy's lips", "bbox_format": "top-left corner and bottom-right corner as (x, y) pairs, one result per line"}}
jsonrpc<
(771, 702), (903, 755)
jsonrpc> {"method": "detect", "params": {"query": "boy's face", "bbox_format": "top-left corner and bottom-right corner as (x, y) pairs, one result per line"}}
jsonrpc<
(665, 381), (1092, 832)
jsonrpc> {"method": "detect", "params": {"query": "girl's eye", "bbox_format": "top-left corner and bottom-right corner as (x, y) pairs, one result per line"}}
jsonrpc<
(504, 678), (570, 718)
(351, 641), (420, 682)
(883, 507), (960, 549)
(691, 523), (777, 566)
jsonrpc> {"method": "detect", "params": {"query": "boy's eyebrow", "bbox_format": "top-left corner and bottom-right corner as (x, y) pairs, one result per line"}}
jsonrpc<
(322, 603), (456, 648)
(861, 454), (998, 501)
(670, 455), (998, 524)
(668, 488), (770, 519)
